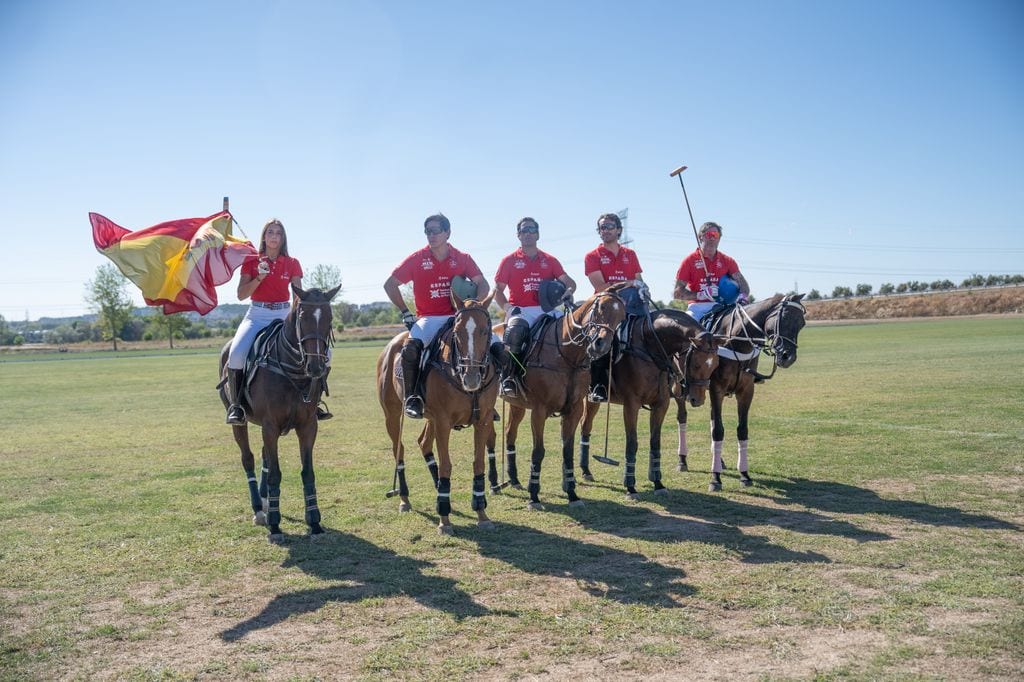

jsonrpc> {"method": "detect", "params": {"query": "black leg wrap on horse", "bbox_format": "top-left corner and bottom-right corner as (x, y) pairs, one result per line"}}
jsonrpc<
(528, 449), (543, 502)
(259, 465), (269, 501)
(422, 451), (439, 489)
(397, 462), (410, 497)
(649, 449), (662, 484)
(303, 485), (321, 526)
(471, 473), (487, 511)
(487, 448), (498, 489)
(579, 436), (591, 472)
(436, 477), (452, 517)
(507, 447), (519, 484)
(267, 487), (281, 528)
(624, 442), (637, 490)
(245, 469), (261, 513)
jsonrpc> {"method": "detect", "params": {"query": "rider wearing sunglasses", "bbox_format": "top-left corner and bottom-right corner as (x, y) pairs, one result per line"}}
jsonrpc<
(493, 217), (577, 397)
(383, 213), (495, 419)
(674, 221), (751, 321)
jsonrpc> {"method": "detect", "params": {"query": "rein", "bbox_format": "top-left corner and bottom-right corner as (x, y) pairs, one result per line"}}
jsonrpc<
(714, 297), (806, 383)
(261, 300), (335, 403)
(562, 291), (620, 350)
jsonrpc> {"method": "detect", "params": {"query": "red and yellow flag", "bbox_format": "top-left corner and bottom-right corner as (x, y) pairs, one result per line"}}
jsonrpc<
(90, 211), (257, 315)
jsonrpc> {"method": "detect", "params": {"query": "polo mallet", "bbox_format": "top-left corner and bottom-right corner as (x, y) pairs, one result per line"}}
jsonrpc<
(670, 165), (714, 292)
(593, 349), (619, 467)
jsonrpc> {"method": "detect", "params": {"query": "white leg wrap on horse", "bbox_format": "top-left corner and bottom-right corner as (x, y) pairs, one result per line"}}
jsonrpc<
(712, 440), (724, 473)
(677, 422), (688, 457)
(738, 440), (749, 472)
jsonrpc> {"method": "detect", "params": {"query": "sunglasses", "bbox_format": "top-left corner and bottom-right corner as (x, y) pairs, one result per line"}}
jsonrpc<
(424, 226), (448, 236)
(597, 224), (618, 231)
(518, 226), (539, 233)
(701, 231), (720, 240)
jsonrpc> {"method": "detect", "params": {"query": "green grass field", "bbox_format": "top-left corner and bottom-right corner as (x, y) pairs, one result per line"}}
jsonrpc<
(2, 317), (1022, 680)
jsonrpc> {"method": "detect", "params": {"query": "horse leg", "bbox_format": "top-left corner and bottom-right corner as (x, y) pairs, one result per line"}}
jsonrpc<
(675, 399), (689, 472)
(297, 423), (324, 536)
(261, 426), (285, 541)
(258, 448), (269, 519)
(622, 401), (641, 499)
(506, 405), (526, 489)
(232, 423), (265, 526)
(472, 421), (493, 527)
(708, 389), (726, 493)
(578, 400), (598, 481)
(527, 408), (547, 510)
(649, 394), (670, 493)
(418, 423), (440, 490)
(486, 420), (500, 493)
(735, 382), (755, 487)
(433, 425), (454, 534)
(561, 407), (584, 506)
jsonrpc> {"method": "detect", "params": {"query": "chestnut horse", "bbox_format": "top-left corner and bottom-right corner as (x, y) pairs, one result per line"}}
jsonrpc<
(377, 292), (498, 534)
(218, 284), (341, 542)
(675, 293), (807, 491)
(487, 282), (629, 510)
(579, 308), (718, 498)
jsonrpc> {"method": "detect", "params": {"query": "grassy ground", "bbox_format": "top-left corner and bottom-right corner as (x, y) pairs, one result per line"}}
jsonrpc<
(2, 318), (1022, 680)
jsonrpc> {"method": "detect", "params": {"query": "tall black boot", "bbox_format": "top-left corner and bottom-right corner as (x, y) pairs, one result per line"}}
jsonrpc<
(316, 367), (333, 421)
(588, 355), (609, 403)
(226, 368), (246, 425)
(492, 342), (517, 397)
(400, 339), (424, 419)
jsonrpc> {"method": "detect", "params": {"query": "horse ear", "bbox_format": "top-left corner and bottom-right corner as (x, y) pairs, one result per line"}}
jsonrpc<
(451, 289), (464, 308)
(480, 289), (495, 309)
(292, 283), (307, 299)
(793, 293), (805, 302)
(325, 284), (342, 301)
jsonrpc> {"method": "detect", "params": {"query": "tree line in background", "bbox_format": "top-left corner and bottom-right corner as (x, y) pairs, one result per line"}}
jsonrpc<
(805, 273), (1023, 301)
(1, 267), (1021, 348)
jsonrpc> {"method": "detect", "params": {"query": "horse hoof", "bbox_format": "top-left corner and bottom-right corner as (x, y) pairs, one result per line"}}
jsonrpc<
(676, 463), (688, 472)
(625, 492), (639, 501)
(437, 524), (454, 536)
(398, 502), (412, 513)
(741, 478), (753, 487)
(707, 482), (722, 493)
(653, 487), (669, 496)
(268, 533), (285, 544)
(569, 499), (585, 508)
(252, 511), (267, 526)
(527, 502), (545, 511)
(309, 523), (324, 535)
(512, 483), (525, 491)
(582, 473), (595, 482)
(490, 486), (502, 495)
(477, 519), (495, 529)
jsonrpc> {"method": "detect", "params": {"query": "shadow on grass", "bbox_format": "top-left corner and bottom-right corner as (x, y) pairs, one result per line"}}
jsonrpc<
(759, 476), (1021, 530)
(219, 527), (489, 642)
(574, 498), (835, 564)
(461, 518), (695, 606)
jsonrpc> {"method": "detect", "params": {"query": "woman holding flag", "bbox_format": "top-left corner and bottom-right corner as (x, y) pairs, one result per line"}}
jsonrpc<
(224, 218), (308, 425)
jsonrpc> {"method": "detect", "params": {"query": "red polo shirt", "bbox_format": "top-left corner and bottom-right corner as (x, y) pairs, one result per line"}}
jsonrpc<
(494, 248), (567, 307)
(392, 244), (483, 316)
(584, 244), (642, 288)
(242, 254), (303, 303)
(675, 248), (740, 303)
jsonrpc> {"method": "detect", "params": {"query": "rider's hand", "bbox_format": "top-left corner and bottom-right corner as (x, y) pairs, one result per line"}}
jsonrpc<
(738, 293), (749, 305)
(401, 310), (416, 330)
(560, 290), (575, 305)
(257, 259), (271, 278)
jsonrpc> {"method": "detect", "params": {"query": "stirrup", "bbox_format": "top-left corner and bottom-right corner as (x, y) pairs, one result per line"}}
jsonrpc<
(499, 377), (518, 397)
(226, 405), (246, 425)
(316, 402), (333, 421)
(588, 386), (608, 403)
(404, 396), (424, 419)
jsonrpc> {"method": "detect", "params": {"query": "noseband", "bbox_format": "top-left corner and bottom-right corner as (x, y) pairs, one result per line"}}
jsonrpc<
(293, 300), (335, 373)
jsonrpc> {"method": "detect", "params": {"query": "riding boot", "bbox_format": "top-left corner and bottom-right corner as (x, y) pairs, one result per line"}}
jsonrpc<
(493, 342), (517, 397)
(588, 354), (609, 403)
(400, 339), (424, 419)
(316, 368), (333, 420)
(225, 368), (246, 425)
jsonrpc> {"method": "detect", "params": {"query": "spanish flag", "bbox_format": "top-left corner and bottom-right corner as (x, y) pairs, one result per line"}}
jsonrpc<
(91, 211), (257, 315)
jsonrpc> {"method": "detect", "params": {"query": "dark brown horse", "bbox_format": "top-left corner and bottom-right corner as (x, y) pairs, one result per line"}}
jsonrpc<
(487, 282), (629, 509)
(218, 284), (341, 542)
(675, 293), (807, 491)
(377, 292), (498, 534)
(579, 308), (718, 498)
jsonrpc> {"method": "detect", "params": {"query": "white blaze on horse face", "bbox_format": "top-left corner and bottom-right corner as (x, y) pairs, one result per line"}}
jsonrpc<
(313, 308), (322, 326)
(464, 316), (477, 359)
(705, 356), (714, 369)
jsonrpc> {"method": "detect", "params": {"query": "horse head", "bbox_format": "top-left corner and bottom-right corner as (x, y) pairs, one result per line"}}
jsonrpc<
(653, 309), (720, 407)
(764, 293), (806, 368)
(291, 283), (342, 380)
(449, 289), (495, 392)
(567, 282), (628, 360)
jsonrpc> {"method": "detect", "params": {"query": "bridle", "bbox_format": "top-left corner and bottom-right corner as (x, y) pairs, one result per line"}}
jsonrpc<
(447, 304), (493, 387)
(563, 290), (622, 350)
(762, 298), (806, 358)
(293, 299), (335, 372)
(677, 336), (714, 394)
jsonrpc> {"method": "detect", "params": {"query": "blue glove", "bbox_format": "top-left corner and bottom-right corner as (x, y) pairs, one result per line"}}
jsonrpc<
(401, 310), (416, 330)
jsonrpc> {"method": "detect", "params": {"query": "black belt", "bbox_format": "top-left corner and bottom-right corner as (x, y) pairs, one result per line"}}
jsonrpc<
(252, 301), (289, 310)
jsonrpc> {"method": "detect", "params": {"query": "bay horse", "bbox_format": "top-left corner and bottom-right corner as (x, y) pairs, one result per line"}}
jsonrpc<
(675, 293), (807, 491)
(487, 282), (629, 510)
(377, 291), (498, 534)
(218, 284), (341, 542)
(579, 308), (718, 498)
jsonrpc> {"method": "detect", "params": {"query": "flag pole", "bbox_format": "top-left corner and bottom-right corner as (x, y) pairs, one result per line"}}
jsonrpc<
(223, 195), (250, 240)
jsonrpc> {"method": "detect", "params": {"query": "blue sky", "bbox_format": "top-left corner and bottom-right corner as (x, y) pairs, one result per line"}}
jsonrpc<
(2, 0), (1022, 320)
